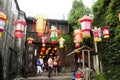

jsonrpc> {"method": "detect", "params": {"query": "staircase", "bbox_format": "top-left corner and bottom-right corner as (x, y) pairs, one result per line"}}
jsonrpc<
(14, 72), (72, 80)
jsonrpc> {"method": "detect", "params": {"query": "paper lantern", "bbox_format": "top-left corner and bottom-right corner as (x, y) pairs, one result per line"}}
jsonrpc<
(75, 43), (80, 48)
(58, 37), (65, 48)
(14, 31), (24, 38)
(49, 26), (59, 44)
(35, 15), (46, 37)
(41, 36), (47, 46)
(14, 20), (26, 32)
(79, 15), (92, 38)
(74, 29), (82, 48)
(14, 20), (27, 38)
(74, 29), (82, 43)
(0, 12), (8, 38)
(41, 47), (46, 52)
(93, 27), (102, 42)
(102, 27), (109, 38)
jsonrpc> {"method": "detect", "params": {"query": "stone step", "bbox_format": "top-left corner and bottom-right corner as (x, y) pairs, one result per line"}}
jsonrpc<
(14, 76), (72, 80)
(14, 73), (72, 80)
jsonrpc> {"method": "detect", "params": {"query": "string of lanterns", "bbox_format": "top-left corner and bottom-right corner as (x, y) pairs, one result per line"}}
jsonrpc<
(73, 15), (110, 48)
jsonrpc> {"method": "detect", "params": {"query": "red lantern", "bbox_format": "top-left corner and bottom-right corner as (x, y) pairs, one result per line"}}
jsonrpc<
(102, 27), (109, 38)
(14, 31), (24, 38)
(51, 41), (57, 45)
(74, 29), (82, 48)
(41, 36), (47, 46)
(79, 15), (92, 38)
(75, 43), (80, 48)
(14, 20), (27, 38)
(74, 29), (82, 43)
(14, 20), (26, 32)
(93, 27), (102, 42)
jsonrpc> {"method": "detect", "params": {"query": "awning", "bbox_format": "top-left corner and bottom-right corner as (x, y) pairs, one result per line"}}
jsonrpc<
(67, 45), (97, 56)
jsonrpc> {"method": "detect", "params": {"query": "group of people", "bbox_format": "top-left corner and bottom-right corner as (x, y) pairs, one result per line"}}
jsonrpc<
(72, 62), (91, 80)
(36, 55), (61, 78)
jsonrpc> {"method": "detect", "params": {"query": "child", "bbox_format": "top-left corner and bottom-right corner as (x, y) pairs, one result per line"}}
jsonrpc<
(75, 66), (84, 80)
(75, 71), (84, 80)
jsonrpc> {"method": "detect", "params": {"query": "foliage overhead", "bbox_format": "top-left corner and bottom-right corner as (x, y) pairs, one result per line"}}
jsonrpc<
(68, 0), (91, 30)
(92, 0), (120, 79)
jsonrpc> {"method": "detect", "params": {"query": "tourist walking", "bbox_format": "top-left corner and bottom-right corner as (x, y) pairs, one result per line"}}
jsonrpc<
(48, 56), (53, 78)
(36, 56), (43, 76)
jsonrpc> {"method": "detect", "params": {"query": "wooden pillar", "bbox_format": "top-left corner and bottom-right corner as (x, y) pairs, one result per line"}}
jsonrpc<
(88, 50), (91, 80)
(82, 50), (85, 71)
(94, 42), (99, 74)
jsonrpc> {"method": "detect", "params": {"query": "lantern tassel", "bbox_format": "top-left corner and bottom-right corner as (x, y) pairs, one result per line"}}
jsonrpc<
(106, 39), (108, 43)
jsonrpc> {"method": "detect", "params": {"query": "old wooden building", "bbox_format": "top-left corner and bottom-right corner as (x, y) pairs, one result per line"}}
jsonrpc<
(24, 17), (75, 76)
(0, 0), (27, 80)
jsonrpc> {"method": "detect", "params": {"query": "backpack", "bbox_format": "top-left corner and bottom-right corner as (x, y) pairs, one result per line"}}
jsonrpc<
(37, 59), (41, 66)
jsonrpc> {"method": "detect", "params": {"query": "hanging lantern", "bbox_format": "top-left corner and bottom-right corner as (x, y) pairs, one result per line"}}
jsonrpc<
(27, 37), (34, 44)
(93, 27), (102, 42)
(48, 26), (59, 44)
(75, 43), (80, 48)
(102, 27), (109, 38)
(14, 20), (26, 32)
(14, 31), (24, 38)
(41, 36), (47, 46)
(74, 29), (82, 48)
(0, 12), (8, 38)
(41, 47), (46, 52)
(74, 29), (82, 43)
(79, 15), (92, 38)
(58, 37), (65, 48)
(14, 20), (27, 38)
(35, 15), (46, 37)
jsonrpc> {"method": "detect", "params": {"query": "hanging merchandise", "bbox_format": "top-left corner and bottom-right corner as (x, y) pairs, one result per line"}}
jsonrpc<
(0, 12), (8, 38)
(58, 37), (65, 48)
(35, 15), (46, 37)
(48, 25), (60, 44)
(41, 36), (47, 46)
(93, 27), (102, 42)
(14, 20), (27, 38)
(74, 29), (82, 48)
(79, 15), (92, 38)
